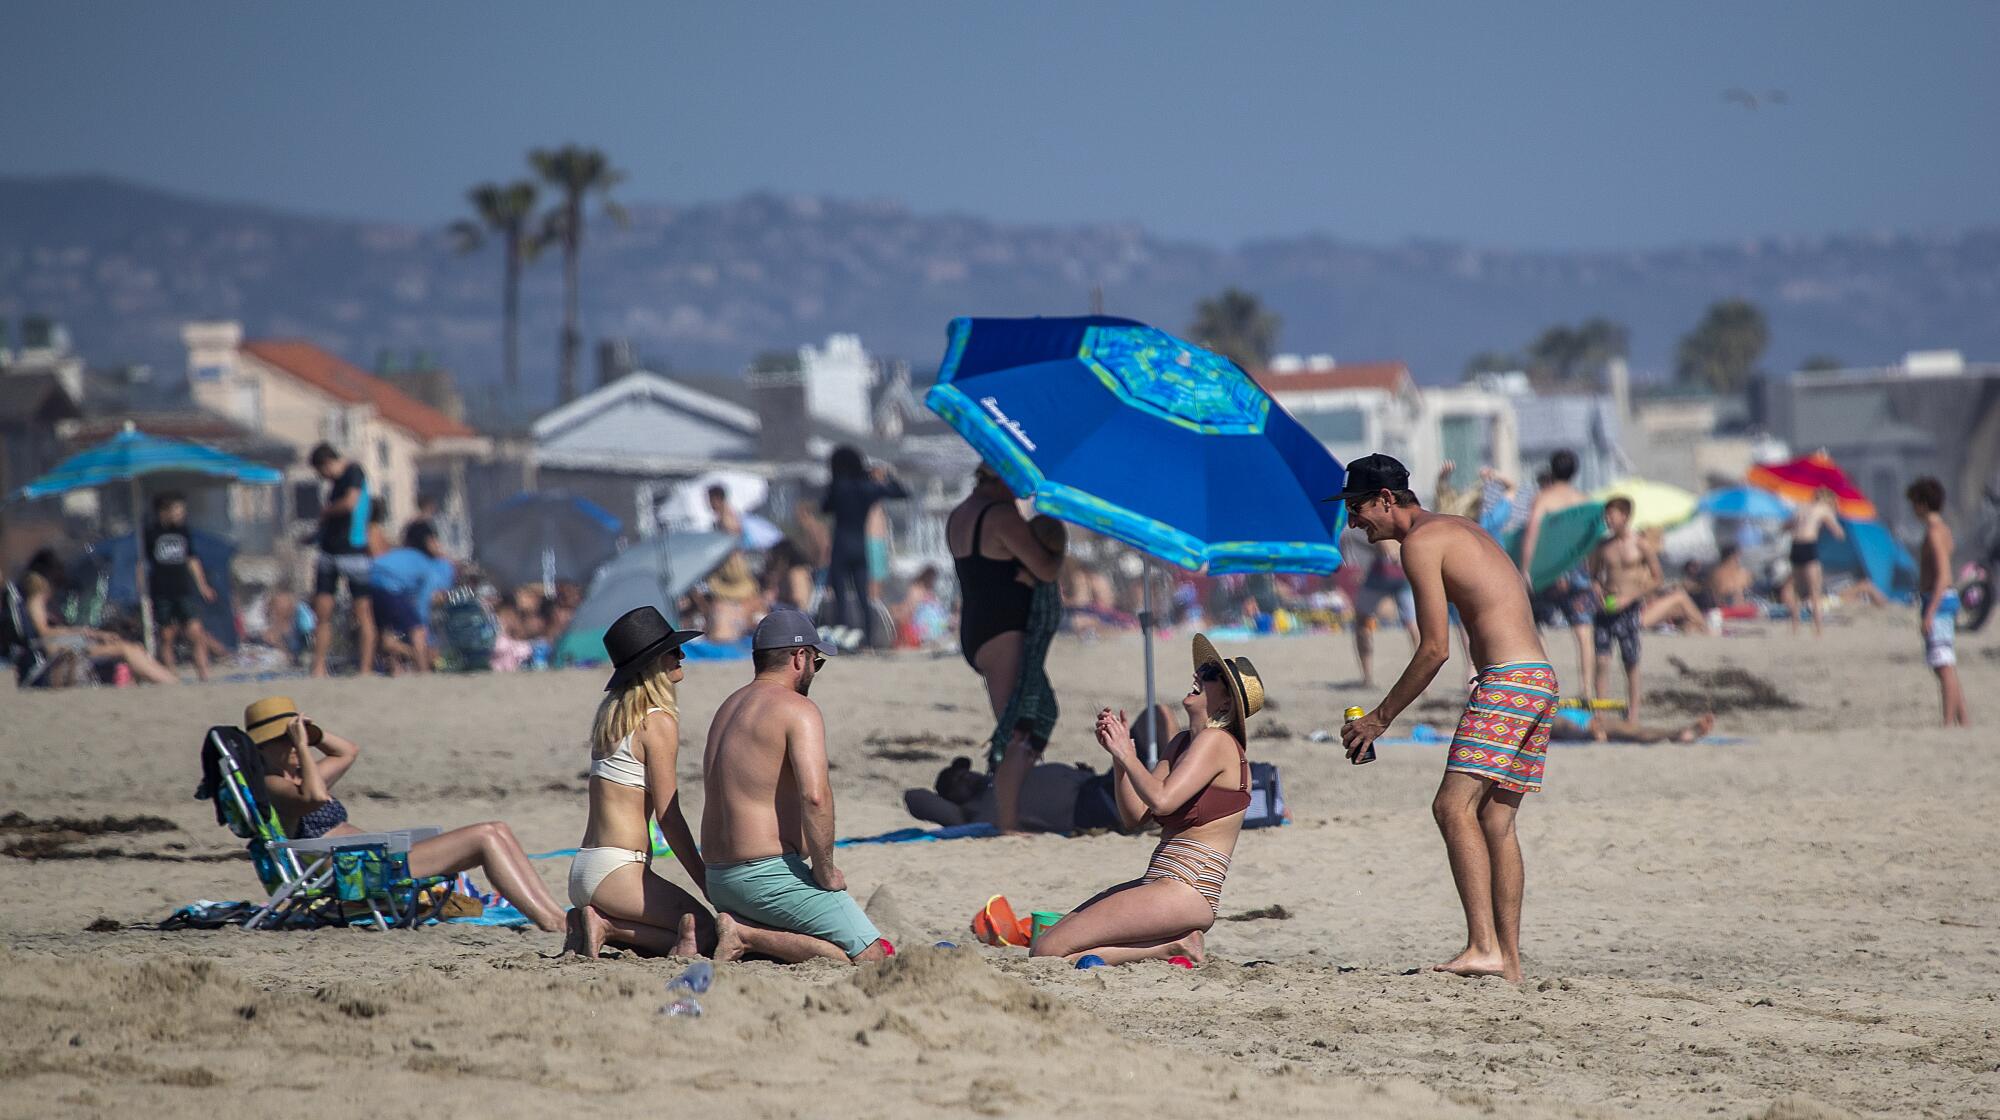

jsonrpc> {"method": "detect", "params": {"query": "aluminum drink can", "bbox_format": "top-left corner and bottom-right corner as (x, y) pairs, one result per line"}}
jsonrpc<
(1345, 706), (1375, 765)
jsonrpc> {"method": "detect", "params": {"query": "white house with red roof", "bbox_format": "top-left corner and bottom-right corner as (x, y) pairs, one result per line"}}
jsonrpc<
(182, 321), (491, 535)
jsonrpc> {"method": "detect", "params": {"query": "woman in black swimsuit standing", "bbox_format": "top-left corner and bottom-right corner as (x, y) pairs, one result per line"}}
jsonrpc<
(947, 464), (1064, 831)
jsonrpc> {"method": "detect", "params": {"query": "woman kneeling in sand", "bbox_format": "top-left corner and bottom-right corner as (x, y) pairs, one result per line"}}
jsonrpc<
(565, 607), (729, 957)
(244, 696), (567, 931)
(1031, 635), (1262, 966)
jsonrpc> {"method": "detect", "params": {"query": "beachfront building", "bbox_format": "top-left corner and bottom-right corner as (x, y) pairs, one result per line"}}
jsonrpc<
(182, 321), (491, 546)
(1256, 356), (1521, 494)
(1765, 350), (2000, 538)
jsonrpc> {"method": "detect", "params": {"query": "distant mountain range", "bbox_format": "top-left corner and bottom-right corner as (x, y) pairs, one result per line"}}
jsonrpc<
(3, 174), (1996, 409)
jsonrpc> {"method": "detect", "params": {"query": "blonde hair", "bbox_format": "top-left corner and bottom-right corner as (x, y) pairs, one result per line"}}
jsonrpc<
(591, 655), (681, 759)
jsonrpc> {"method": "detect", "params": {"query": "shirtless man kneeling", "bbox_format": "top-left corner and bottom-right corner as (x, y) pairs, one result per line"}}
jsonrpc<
(700, 609), (888, 963)
(1336, 455), (1556, 984)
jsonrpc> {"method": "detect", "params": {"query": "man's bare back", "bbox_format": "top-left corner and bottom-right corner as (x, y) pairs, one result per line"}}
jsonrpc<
(701, 681), (819, 865)
(1407, 512), (1548, 669)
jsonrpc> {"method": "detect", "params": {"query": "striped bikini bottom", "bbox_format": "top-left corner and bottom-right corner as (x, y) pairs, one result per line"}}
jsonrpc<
(1142, 836), (1232, 916)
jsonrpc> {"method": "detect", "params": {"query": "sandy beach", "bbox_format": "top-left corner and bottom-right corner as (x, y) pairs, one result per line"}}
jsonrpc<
(3, 609), (1995, 1119)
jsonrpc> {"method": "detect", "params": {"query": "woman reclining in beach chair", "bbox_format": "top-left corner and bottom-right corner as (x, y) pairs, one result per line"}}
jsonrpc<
(1030, 635), (1263, 967)
(238, 696), (567, 932)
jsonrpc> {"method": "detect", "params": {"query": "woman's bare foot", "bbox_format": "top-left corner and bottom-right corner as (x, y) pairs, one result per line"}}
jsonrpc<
(578, 905), (611, 959)
(1171, 929), (1206, 965)
(713, 913), (747, 961)
(674, 912), (699, 956)
(1431, 946), (1510, 979)
(562, 908), (584, 956)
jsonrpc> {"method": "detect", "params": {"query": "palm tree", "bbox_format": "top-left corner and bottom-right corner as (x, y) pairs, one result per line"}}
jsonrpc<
(448, 180), (542, 402)
(1188, 288), (1281, 371)
(530, 145), (627, 405)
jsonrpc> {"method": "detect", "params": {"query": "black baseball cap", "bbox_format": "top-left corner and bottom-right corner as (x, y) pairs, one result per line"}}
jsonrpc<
(1325, 453), (1412, 504)
(751, 608), (838, 656)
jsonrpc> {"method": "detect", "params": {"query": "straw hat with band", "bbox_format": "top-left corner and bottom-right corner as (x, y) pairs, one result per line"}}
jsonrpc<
(1191, 633), (1264, 742)
(243, 696), (321, 746)
(602, 606), (703, 692)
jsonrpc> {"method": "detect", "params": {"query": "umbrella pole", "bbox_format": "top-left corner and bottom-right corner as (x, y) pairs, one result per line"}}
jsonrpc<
(1141, 557), (1158, 768)
(133, 477), (155, 656)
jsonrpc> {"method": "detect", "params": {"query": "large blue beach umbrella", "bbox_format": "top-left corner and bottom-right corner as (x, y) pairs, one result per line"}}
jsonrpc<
(924, 316), (1347, 757)
(13, 423), (282, 650)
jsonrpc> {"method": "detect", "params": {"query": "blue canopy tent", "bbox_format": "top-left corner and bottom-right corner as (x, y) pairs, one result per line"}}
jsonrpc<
(12, 423), (282, 652)
(1820, 517), (1920, 598)
(924, 316), (1346, 760)
(84, 529), (242, 650)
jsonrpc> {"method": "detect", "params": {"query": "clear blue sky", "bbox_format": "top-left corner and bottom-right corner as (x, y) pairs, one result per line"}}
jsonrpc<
(7, 0), (1997, 248)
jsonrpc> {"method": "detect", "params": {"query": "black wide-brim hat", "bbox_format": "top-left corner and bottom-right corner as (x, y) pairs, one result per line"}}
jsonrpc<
(603, 606), (702, 691)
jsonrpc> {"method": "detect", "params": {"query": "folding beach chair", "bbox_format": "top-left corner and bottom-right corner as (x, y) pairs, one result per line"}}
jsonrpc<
(195, 726), (456, 930)
(2, 580), (52, 688)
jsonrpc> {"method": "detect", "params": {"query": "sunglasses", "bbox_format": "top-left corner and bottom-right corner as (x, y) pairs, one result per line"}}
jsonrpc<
(1195, 662), (1227, 683)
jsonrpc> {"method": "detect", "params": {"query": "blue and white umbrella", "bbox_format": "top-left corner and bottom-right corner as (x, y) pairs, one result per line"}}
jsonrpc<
(925, 316), (1347, 759)
(12, 423), (282, 651)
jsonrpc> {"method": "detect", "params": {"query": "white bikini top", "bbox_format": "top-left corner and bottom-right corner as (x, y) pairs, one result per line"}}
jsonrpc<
(591, 707), (668, 789)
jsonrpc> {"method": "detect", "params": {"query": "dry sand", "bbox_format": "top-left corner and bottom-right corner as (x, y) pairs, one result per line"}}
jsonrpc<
(2, 609), (1996, 1119)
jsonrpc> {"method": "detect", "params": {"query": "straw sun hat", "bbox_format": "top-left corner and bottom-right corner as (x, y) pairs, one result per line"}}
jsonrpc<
(242, 696), (321, 746)
(1191, 633), (1264, 741)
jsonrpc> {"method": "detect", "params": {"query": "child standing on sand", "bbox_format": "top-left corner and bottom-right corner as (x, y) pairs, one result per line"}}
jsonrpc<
(1908, 478), (1969, 727)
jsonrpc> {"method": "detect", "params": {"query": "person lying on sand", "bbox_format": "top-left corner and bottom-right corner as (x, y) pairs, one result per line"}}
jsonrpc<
(1550, 710), (1716, 744)
(1030, 636), (1263, 967)
(242, 695), (567, 932)
(698, 609), (889, 964)
(903, 704), (1177, 834)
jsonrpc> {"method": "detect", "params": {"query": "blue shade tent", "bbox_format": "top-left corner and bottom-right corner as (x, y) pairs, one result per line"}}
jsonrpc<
(924, 316), (1347, 761)
(555, 531), (738, 665)
(1819, 518), (1920, 597)
(12, 423), (282, 651)
(85, 530), (242, 650)
(1698, 486), (1794, 521)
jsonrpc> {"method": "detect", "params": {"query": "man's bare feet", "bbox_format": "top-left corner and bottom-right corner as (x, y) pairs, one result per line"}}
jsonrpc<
(674, 912), (699, 956)
(578, 904), (611, 959)
(1431, 946), (1512, 981)
(713, 912), (747, 962)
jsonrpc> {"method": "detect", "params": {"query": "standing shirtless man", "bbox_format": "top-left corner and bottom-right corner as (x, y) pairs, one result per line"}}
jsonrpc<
(1587, 496), (1658, 721)
(1336, 454), (1556, 984)
(1518, 450), (1596, 704)
(700, 609), (888, 963)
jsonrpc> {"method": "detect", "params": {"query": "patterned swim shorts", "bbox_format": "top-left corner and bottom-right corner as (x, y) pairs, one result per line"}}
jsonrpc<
(1446, 661), (1558, 794)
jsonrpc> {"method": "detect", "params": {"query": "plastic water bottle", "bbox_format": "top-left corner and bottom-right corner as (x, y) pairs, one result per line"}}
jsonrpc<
(661, 996), (703, 1018)
(666, 960), (713, 995)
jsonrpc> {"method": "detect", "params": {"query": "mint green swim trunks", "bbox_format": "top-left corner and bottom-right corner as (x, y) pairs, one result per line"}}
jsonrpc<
(705, 853), (881, 957)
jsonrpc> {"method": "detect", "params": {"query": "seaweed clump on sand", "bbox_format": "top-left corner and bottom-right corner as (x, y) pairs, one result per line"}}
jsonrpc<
(1653, 656), (1801, 715)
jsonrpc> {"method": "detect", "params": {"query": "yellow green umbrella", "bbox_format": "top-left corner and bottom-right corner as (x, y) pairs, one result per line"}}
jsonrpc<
(1591, 477), (1697, 531)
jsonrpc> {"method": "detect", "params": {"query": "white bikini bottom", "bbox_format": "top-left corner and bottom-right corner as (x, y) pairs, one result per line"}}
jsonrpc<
(567, 846), (648, 909)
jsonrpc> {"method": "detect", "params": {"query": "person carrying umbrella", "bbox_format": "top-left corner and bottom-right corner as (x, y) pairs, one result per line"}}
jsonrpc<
(1337, 454), (1555, 984)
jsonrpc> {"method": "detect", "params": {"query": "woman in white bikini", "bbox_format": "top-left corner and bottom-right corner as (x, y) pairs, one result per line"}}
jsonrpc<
(565, 606), (724, 957)
(1031, 634), (1263, 966)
